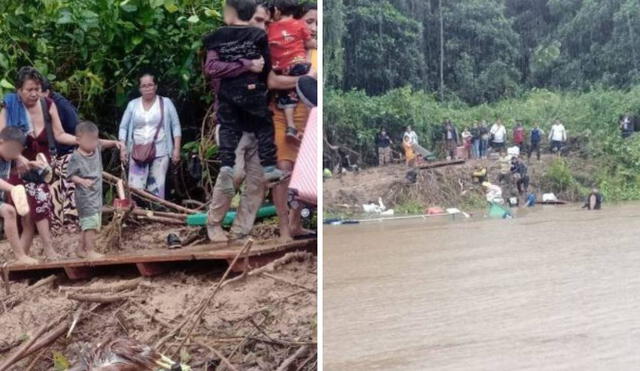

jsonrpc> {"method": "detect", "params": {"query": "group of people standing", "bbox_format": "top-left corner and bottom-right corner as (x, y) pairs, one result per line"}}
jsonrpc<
(0, 0), (317, 264)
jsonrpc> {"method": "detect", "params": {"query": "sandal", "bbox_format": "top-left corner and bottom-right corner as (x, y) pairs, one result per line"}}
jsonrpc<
(11, 185), (30, 216)
(167, 233), (182, 249)
(285, 127), (299, 141)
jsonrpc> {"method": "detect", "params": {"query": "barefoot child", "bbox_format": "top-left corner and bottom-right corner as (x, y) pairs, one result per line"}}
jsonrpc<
(203, 0), (285, 196)
(268, 0), (316, 141)
(67, 121), (124, 259)
(0, 127), (43, 264)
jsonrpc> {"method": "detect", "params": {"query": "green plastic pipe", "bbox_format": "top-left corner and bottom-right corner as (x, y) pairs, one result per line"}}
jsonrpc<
(186, 204), (277, 227)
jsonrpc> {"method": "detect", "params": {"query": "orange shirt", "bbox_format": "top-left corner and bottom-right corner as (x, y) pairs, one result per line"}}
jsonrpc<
(268, 18), (311, 71)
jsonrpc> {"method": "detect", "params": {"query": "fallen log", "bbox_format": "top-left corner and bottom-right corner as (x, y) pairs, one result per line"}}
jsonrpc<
(275, 345), (309, 371)
(133, 214), (186, 225)
(103, 172), (197, 214)
(59, 278), (143, 294)
(67, 293), (132, 303)
(418, 159), (465, 170)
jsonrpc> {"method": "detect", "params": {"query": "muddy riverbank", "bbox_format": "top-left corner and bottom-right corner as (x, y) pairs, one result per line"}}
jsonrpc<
(324, 203), (640, 370)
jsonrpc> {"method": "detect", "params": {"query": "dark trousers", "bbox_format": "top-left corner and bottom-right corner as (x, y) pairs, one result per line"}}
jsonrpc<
(516, 175), (530, 194)
(550, 140), (563, 154)
(217, 95), (276, 169)
(528, 142), (541, 160)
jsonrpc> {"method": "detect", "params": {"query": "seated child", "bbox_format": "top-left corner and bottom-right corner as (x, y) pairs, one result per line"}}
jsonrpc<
(67, 121), (124, 259)
(203, 0), (284, 196)
(0, 127), (44, 265)
(268, 0), (316, 140)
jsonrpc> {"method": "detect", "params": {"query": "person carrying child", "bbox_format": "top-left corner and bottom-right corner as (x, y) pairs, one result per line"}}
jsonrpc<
(0, 127), (46, 265)
(203, 0), (285, 197)
(67, 121), (125, 259)
(268, 0), (316, 141)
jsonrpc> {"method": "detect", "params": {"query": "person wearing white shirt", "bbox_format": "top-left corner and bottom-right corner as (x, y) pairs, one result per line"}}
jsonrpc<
(403, 126), (418, 146)
(548, 120), (567, 153)
(490, 119), (507, 150)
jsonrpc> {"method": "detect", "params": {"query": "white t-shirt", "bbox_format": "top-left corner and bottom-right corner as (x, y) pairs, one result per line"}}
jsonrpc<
(490, 124), (506, 143)
(404, 131), (418, 145)
(549, 124), (566, 142)
(133, 97), (165, 145)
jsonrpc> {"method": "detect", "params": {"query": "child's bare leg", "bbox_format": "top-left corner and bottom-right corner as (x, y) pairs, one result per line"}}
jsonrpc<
(35, 218), (58, 259)
(20, 213), (35, 256)
(83, 229), (103, 260)
(284, 107), (296, 129)
(1, 205), (38, 264)
(76, 231), (87, 258)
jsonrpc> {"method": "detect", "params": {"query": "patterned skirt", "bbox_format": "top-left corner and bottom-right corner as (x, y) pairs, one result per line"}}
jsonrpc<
(50, 154), (79, 235)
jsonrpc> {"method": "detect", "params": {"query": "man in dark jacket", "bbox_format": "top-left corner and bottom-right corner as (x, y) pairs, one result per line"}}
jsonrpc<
(376, 128), (392, 166)
(442, 120), (458, 159)
(41, 79), (79, 156)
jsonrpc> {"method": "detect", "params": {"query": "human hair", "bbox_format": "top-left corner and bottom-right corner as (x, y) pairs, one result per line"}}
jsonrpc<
(76, 120), (99, 135)
(138, 71), (157, 86)
(274, 0), (299, 17)
(41, 76), (52, 93)
(296, 1), (316, 18)
(15, 66), (44, 89)
(0, 126), (27, 146)
(227, 0), (258, 21)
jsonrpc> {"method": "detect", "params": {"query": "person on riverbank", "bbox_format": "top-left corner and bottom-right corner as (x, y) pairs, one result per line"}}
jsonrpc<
(490, 119), (507, 152)
(510, 156), (529, 194)
(583, 188), (603, 210)
(479, 121), (490, 159)
(205, 0), (273, 243)
(512, 121), (526, 152)
(0, 66), (80, 261)
(497, 150), (510, 184)
(118, 72), (182, 199)
(402, 134), (416, 167)
(461, 127), (472, 159)
(620, 114), (634, 139)
(67, 121), (124, 259)
(470, 122), (481, 159)
(528, 123), (544, 161)
(404, 125), (418, 146)
(549, 120), (567, 154)
(442, 120), (458, 160)
(376, 128), (392, 165)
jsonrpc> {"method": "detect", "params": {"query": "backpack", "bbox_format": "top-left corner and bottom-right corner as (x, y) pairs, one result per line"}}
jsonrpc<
(531, 128), (541, 143)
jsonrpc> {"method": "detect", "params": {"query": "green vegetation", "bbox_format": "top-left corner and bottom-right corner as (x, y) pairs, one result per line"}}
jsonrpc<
(0, 0), (223, 131)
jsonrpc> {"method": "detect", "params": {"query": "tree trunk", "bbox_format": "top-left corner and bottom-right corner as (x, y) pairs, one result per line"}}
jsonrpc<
(439, 0), (444, 101)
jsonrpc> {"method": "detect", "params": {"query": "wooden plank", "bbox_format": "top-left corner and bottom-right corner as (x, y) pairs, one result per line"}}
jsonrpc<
(4, 238), (316, 280)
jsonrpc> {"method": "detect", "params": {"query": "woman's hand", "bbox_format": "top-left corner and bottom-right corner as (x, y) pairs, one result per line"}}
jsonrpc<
(76, 178), (96, 189)
(172, 148), (181, 165)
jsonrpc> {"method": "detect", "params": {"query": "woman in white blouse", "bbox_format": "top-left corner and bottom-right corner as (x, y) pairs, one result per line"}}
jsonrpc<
(118, 73), (181, 199)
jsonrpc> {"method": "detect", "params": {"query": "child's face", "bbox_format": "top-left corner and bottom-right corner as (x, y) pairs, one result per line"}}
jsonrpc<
(78, 131), (99, 152)
(0, 140), (24, 161)
(250, 5), (271, 30)
(223, 5), (238, 25)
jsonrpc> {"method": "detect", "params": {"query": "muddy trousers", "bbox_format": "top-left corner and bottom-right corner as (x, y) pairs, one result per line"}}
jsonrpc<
(378, 147), (391, 165)
(208, 133), (265, 236)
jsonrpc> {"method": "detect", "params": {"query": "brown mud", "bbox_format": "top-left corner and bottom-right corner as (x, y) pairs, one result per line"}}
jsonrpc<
(0, 222), (316, 370)
(324, 154), (597, 216)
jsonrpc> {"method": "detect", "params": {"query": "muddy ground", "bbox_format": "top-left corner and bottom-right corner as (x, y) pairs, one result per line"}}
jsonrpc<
(324, 154), (597, 216)
(0, 222), (317, 370)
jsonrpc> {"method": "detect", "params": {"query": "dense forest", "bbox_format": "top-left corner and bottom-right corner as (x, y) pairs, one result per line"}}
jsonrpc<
(324, 0), (640, 201)
(325, 0), (640, 103)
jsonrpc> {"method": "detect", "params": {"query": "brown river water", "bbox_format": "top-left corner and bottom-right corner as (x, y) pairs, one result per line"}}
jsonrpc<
(324, 203), (640, 370)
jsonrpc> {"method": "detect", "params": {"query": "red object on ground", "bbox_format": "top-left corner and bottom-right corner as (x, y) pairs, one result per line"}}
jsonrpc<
(289, 107), (317, 206)
(427, 207), (446, 215)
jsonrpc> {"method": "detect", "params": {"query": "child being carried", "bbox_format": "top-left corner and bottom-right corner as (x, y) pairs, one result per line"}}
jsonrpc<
(268, 0), (316, 141)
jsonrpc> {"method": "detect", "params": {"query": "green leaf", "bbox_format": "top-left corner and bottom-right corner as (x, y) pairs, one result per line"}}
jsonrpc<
(0, 53), (8, 70)
(52, 351), (70, 371)
(150, 0), (164, 8)
(164, 0), (178, 13)
(204, 8), (220, 18)
(187, 14), (200, 24)
(120, 0), (137, 13)
(56, 9), (73, 24)
(0, 79), (14, 89)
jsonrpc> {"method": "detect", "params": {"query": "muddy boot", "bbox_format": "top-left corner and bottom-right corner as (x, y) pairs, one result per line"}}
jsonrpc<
(263, 166), (288, 183)
(207, 224), (228, 243)
(217, 166), (236, 197)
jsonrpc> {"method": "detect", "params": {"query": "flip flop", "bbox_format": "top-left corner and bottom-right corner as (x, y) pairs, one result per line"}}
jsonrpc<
(167, 233), (182, 249)
(11, 185), (30, 216)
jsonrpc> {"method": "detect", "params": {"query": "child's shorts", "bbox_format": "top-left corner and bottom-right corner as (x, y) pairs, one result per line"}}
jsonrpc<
(79, 213), (102, 232)
(276, 62), (312, 110)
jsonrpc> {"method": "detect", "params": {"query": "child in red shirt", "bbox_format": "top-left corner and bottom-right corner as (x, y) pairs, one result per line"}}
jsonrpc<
(268, 0), (317, 140)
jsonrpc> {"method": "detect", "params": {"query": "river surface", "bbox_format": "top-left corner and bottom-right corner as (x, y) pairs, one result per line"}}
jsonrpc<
(324, 203), (640, 370)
